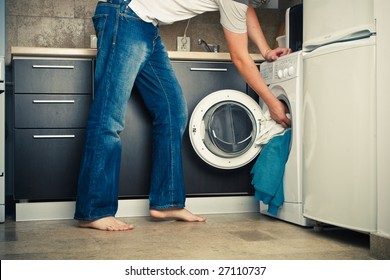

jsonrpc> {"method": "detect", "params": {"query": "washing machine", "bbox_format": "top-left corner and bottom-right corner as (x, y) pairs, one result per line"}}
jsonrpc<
(172, 61), (262, 196)
(259, 51), (313, 226)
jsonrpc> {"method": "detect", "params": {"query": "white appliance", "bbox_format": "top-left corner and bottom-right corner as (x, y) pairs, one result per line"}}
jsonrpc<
(374, 0), (390, 238)
(302, 0), (378, 232)
(0, 0), (6, 223)
(259, 51), (312, 226)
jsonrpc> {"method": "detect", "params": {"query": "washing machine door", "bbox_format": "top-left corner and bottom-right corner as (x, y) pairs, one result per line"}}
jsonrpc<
(189, 89), (263, 169)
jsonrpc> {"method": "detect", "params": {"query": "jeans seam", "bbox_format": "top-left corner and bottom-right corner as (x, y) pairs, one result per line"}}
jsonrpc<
(148, 60), (175, 206)
(89, 6), (118, 202)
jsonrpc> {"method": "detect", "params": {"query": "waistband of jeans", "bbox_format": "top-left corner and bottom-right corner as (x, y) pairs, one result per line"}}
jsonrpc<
(98, 0), (130, 4)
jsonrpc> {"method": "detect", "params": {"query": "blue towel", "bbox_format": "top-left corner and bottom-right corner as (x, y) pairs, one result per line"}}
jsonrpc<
(251, 129), (291, 216)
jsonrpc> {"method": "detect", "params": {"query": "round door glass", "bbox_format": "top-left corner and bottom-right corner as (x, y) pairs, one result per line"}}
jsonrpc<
(203, 101), (257, 158)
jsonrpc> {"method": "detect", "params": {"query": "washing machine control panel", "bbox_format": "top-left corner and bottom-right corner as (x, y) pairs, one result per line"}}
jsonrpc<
(274, 55), (298, 81)
(260, 51), (302, 84)
(260, 60), (274, 84)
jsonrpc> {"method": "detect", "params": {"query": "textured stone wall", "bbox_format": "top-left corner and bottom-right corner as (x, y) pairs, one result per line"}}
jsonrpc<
(159, 8), (282, 54)
(4, 0), (306, 65)
(5, 0), (97, 64)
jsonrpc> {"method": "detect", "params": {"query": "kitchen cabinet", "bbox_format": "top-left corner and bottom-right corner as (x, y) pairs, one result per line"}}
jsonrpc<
(11, 56), (256, 201)
(12, 57), (93, 200)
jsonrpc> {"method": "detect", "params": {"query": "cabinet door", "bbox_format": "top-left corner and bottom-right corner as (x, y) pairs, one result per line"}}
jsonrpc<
(14, 129), (85, 200)
(13, 59), (92, 94)
(118, 88), (152, 197)
(15, 94), (91, 128)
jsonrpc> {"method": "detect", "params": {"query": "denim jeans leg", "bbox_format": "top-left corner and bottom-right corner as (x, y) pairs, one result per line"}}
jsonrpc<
(74, 1), (155, 220)
(135, 36), (188, 210)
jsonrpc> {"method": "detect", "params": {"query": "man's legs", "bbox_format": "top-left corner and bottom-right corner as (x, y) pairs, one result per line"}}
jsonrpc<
(135, 35), (205, 222)
(75, 1), (152, 230)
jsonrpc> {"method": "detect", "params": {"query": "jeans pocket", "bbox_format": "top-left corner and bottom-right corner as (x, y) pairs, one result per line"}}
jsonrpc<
(92, 14), (108, 49)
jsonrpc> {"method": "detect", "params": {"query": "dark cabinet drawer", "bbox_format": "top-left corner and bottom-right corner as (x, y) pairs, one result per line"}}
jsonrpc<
(13, 59), (92, 94)
(15, 94), (91, 128)
(14, 129), (86, 200)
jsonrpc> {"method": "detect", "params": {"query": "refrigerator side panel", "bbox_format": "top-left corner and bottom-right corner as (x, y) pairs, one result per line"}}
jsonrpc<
(375, 0), (390, 237)
(302, 38), (377, 232)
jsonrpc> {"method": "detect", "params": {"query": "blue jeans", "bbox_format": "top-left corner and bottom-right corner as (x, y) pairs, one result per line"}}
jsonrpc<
(74, 0), (188, 221)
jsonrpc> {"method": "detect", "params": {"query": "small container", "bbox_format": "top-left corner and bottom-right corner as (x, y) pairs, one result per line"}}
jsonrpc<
(276, 35), (286, 48)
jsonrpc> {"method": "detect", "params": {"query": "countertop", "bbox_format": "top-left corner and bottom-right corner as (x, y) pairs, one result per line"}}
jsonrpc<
(11, 46), (265, 62)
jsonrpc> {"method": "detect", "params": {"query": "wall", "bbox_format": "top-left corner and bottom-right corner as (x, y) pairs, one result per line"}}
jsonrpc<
(159, 8), (282, 54)
(5, 0), (96, 65)
(4, 0), (302, 65)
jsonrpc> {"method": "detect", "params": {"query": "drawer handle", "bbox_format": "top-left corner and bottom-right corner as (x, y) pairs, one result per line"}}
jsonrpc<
(33, 100), (75, 104)
(190, 67), (228, 72)
(33, 135), (76, 139)
(32, 65), (75, 69)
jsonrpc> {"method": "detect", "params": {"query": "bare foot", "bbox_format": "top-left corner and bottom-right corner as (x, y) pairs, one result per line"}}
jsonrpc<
(78, 216), (134, 231)
(150, 208), (206, 222)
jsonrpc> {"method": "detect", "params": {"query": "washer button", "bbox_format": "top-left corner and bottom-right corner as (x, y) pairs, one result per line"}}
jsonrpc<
(278, 70), (283, 79)
(289, 66), (295, 76)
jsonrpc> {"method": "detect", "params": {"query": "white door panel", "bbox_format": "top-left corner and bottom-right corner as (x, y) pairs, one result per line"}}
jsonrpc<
(303, 39), (376, 232)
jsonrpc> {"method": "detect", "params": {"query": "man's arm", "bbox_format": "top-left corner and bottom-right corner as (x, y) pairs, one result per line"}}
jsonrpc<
(246, 5), (291, 61)
(223, 28), (291, 128)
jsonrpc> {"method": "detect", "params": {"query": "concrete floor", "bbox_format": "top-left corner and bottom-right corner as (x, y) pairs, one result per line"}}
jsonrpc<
(0, 212), (372, 260)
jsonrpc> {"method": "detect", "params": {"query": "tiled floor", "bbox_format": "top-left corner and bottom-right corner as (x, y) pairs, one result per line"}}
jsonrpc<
(0, 212), (372, 260)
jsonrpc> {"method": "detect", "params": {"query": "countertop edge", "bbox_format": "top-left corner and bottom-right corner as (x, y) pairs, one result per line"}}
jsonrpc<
(11, 47), (265, 62)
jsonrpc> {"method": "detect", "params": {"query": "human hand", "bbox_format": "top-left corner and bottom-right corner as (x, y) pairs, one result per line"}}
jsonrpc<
(268, 99), (291, 128)
(264, 47), (291, 62)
